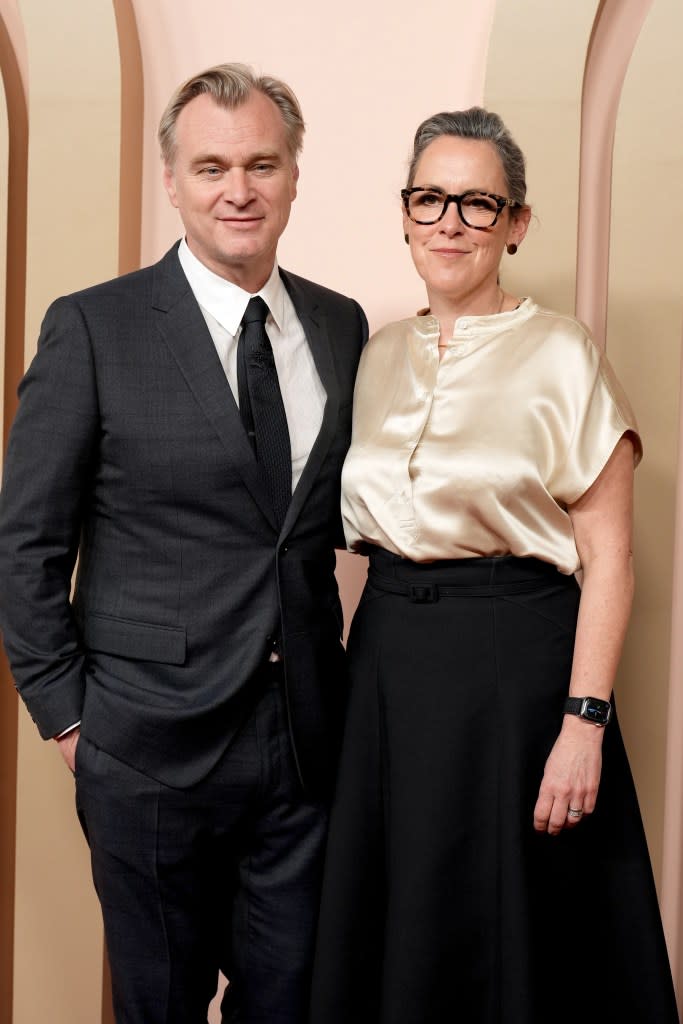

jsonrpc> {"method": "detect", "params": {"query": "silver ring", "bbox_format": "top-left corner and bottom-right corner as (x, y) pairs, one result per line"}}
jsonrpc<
(567, 807), (583, 818)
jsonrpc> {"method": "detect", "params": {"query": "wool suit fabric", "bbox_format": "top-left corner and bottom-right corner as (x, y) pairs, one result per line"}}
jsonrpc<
(0, 242), (367, 1021)
(0, 241), (367, 791)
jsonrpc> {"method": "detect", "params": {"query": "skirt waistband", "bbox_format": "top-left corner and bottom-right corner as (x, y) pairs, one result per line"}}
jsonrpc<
(367, 546), (568, 601)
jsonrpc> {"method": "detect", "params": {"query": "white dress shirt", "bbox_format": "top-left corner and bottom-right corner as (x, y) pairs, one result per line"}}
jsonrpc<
(178, 239), (326, 491)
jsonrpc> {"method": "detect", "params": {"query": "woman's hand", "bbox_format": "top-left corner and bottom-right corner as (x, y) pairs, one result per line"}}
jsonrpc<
(533, 716), (604, 834)
(532, 436), (636, 836)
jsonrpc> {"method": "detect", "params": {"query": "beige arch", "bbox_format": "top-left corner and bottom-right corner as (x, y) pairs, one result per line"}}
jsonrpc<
(663, 342), (683, 1003)
(0, 3), (28, 1020)
(574, 0), (683, 1006)
(576, 0), (654, 345)
(579, 0), (683, 1006)
(113, 0), (144, 279)
(484, 4), (598, 317)
(11, 3), (121, 1021)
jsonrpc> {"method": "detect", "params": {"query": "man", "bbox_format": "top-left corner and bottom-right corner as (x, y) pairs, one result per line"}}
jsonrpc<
(0, 64), (367, 1023)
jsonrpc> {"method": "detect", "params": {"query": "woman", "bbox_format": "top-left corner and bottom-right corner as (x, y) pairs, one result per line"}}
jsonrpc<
(310, 109), (678, 1023)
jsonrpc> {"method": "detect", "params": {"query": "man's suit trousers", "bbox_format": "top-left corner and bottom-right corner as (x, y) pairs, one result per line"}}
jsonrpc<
(75, 662), (328, 1024)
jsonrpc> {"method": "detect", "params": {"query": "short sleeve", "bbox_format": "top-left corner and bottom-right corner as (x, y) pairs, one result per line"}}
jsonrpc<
(548, 335), (642, 506)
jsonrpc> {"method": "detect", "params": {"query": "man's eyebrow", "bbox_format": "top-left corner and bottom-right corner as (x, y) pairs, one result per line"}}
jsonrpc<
(247, 150), (283, 164)
(189, 150), (283, 168)
(189, 152), (226, 167)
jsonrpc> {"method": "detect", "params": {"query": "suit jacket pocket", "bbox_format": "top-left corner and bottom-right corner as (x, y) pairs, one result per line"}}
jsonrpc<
(82, 613), (186, 665)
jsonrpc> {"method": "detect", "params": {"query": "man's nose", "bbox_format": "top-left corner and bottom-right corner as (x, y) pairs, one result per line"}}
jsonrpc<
(222, 169), (252, 206)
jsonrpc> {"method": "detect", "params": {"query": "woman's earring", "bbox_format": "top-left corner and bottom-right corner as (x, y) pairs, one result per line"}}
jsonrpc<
(506, 243), (518, 255)
(404, 233), (410, 244)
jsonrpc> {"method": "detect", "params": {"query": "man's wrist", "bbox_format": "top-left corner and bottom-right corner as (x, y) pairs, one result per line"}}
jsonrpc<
(54, 721), (81, 740)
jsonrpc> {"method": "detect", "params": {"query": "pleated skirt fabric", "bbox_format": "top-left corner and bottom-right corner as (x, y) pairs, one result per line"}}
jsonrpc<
(310, 549), (678, 1024)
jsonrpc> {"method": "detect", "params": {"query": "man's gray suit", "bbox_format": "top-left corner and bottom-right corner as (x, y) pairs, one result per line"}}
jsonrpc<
(0, 241), (367, 1019)
(0, 242), (366, 789)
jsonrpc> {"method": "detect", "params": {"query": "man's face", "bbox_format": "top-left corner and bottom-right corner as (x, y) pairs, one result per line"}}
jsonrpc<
(163, 91), (299, 291)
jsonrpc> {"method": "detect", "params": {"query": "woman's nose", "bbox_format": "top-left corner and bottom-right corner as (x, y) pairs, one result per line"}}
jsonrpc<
(438, 198), (465, 234)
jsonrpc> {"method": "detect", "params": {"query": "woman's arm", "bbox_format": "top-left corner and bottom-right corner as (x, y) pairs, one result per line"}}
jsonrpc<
(532, 435), (635, 835)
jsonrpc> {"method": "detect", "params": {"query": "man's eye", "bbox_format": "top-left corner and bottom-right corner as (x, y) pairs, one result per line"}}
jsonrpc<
(253, 163), (275, 173)
(200, 167), (222, 177)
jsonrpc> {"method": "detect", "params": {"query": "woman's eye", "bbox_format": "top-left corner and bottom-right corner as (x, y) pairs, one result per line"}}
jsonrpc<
(466, 194), (497, 211)
(417, 191), (443, 207)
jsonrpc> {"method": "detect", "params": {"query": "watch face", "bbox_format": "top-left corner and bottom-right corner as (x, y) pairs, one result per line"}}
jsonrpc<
(582, 698), (612, 725)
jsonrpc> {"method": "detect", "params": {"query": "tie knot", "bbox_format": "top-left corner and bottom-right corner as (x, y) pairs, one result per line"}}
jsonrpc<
(242, 296), (269, 326)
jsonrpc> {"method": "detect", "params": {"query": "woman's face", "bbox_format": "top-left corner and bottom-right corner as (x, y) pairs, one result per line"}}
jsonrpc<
(404, 136), (529, 309)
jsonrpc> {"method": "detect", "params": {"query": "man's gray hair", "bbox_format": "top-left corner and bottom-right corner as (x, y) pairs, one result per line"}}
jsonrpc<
(407, 107), (527, 206)
(158, 62), (305, 165)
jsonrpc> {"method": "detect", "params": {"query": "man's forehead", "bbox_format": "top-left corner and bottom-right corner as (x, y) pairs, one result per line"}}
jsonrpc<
(176, 92), (287, 149)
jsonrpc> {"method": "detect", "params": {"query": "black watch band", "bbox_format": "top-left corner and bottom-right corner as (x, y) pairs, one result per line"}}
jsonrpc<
(563, 696), (612, 726)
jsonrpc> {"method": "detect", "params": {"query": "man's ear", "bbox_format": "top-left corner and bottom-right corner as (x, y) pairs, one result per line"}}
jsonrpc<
(163, 164), (179, 208)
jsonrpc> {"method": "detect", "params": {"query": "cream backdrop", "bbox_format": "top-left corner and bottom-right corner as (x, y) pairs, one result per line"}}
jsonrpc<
(0, 67), (6, 414)
(1, 1), (682, 1022)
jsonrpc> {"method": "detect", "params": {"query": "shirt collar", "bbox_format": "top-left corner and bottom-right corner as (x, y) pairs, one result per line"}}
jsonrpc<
(177, 238), (286, 336)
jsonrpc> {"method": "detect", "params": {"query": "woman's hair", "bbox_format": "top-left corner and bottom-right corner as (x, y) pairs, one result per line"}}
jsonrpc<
(158, 63), (305, 165)
(406, 107), (527, 206)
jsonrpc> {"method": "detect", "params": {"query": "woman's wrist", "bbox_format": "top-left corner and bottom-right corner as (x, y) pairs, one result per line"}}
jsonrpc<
(563, 694), (612, 726)
(560, 714), (606, 742)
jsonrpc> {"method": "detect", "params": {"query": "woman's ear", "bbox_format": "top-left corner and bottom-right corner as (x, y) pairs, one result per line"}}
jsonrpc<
(402, 206), (412, 246)
(507, 205), (531, 251)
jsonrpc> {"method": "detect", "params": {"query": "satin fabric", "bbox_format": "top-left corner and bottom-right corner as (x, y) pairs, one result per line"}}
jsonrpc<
(342, 299), (641, 574)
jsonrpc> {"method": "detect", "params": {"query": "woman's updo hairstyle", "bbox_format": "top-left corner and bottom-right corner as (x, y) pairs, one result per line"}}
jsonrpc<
(407, 107), (527, 208)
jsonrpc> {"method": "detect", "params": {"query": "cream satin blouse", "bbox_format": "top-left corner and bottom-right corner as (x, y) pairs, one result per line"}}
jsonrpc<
(341, 299), (641, 574)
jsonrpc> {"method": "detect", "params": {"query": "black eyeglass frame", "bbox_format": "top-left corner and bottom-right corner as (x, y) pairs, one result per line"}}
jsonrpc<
(401, 187), (521, 229)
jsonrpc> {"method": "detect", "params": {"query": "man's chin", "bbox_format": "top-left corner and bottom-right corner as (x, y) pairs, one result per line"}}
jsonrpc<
(206, 247), (276, 289)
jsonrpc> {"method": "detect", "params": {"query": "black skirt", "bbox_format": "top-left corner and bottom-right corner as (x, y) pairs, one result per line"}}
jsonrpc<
(310, 549), (678, 1024)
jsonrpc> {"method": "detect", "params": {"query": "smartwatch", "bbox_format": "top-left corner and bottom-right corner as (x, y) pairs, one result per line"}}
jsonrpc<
(563, 696), (612, 727)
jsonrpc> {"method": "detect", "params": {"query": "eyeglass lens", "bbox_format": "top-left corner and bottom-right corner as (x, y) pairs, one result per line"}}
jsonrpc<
(407, 190), (501, 227)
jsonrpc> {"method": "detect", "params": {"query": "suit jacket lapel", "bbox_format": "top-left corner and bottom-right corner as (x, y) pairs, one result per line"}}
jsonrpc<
(151, 245), (278, 530)
(280, 269), (340, 537)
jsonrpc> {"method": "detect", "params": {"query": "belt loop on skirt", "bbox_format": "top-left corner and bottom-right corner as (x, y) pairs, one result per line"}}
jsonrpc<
(409, 583), (439, 604)
(365, 546), (566, 599)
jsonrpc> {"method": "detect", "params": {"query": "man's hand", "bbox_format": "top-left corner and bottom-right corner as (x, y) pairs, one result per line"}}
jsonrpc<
(55, 726), (80, 773)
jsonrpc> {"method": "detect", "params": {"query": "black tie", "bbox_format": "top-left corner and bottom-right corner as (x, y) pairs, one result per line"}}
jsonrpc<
(237, 296), (292, 529)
